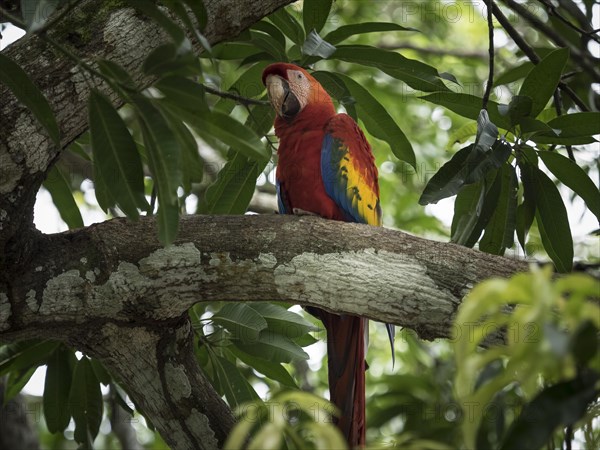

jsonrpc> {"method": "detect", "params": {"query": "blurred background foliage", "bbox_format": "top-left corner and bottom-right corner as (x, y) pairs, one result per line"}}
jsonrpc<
(0, 0), (598, 448)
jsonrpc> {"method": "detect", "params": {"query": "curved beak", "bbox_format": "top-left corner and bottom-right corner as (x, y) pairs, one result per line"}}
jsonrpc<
(265, 74), (301, 121)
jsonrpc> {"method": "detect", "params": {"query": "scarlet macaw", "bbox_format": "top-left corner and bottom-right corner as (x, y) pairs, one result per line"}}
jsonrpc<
(262, 62), (394, 446)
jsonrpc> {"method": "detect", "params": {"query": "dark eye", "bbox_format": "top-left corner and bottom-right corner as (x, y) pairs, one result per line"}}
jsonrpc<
(297, 73), (303, 79)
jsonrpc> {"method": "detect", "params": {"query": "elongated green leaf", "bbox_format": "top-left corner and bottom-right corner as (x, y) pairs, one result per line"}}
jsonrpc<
(527, 111), (599, 144)
(250, 30), (286, 61)
(0, 53), (60, 145)
(446, 122), (478, 150)
(0, 340), (58, 375)
(421, 92), (511, 129)
(69, 357), (103, 445)
(4, 366), (36, 402)
(161, 108), (203, 193)
(500, 372), (599, 450)
(43, 165), (84, 229)
(539, 151), (600, 221)
(269, 8), (304, 45)
(303, 0), (333, 34)
(451, 182), (485, 245)
(96, 60), (136, 91)
(302, 29), (336, 58)
(498, 95), (532, 127)
(249, 303), (318, 338)
(228, 346), (297, 388)
(235, 331), (309, 363)
(334, 45), (449, 93)
(201, 112), (270, 161)
(252, 21), (287, 51)
(134, 96), (183, 244)
(21, 0), (59, 32)
(495, 61), (535, 86)
(44, 346), (74, 433)
(213, 356), (260, 408)
(212, 303), (268, 342)
(530, 166), (573, 272)
(324, 22), (417, 45)
(142, 43), (201, 77)
(419, 145), (472, 205)
(329, 72), (415, 168)
(183, 0), (207, 30)
(464, 139), (511, 185)
(312, 71), (357, 120)
(464, 170), (503, 248)
(479, 164), (518, 255)
(519, 48), (569, 118)
(89, 90), (149, 219)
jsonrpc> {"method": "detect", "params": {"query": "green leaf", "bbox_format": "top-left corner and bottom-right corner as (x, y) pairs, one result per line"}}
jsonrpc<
(329, 72), (415, 168)
(324, 22), (418, 45)
(533, 112), (600, 145)
(4, 366), (36, 403)
(500, 371), (599, 450)
(96, 60), (136, 91)
(539, 151), (600, 221)
(157, 78), (206, 114)
(235, 331), (309, 363)
(228, 346), (297, 388)
(212, 303), (268, 342)
(519, 47), (569, 118)
(451, 181), (485, 246)
(69, 357), (103, 445)
(134, 96), (183, 244)
(142, 43), (201, 77)
(334, 45), (449, 93)
(250, 30), (287, 61)
(43, 165), (84, 229)
(479, 164), (518, 255)
(183, 0), (207, 30)
(516, 188), (536, 252)
(302, 29), (336, 58)
(530, 166), (573, 272)
(201, 112), (270, 161)
(160, 107), (203, 193)
(0, 53), (60, 145)
(248, 303), (318, 338)
(0, 340), (59, 375)
(419, 145), (472, 205)
(89, 358), (111, 386)
(302, 0), (333, 34)
(44, 346), (74, 433)
(498, 95), (532, 127)
(495, 61), (535, 86)
(252, 21), (287, 51)
(212, 356), (260, 408)
(420, 127), (510, 206)
(89, 90), (149, 219)
(312, 71), (357, 120)
(421, 92), (511, 129)
(21, 0), (59, 32)
(464, 170), (503, 248)
(269, 8), (304, 45)
(446, 121), (478, 150)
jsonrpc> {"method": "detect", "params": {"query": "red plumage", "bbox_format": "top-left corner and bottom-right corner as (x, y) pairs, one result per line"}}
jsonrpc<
(263, 63), (382, 447)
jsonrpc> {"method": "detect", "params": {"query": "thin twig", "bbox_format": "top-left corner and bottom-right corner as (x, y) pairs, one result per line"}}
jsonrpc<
(482, 0), (495, 111)
(536, 0), (600, 44)
(203, 85), (269, 106)
(499, 0), (600, 82)
(491, 3), (589, 112)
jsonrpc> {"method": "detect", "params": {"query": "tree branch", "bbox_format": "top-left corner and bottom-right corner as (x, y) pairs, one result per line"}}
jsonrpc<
(0, 0), (295, 264)
(1, 215), (528, 344)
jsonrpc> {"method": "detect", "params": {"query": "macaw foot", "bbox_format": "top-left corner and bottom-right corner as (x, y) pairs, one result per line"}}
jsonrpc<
(292, 208), (318, 216)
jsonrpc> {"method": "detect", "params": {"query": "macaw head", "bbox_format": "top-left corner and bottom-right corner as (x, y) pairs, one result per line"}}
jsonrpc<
(262, 63), (334, 122)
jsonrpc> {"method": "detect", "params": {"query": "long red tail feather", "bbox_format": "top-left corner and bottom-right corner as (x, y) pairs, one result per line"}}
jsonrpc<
(319, 310), (366, 447)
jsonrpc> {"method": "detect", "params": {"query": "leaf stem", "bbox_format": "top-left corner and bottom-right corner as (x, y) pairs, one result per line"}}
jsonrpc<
(202, 85), (269, 106)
